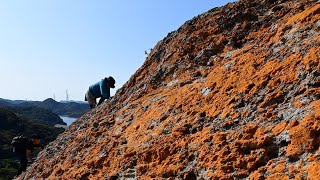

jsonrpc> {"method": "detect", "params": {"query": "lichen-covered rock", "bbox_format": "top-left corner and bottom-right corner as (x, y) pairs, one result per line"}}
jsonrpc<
(18, 0), (320, 179)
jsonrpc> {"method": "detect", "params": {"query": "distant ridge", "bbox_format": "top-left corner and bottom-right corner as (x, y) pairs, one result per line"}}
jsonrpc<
(0, 98), (90, 118)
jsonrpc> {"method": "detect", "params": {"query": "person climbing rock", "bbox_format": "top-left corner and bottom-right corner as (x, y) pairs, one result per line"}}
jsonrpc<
(85, 76), (116, 109)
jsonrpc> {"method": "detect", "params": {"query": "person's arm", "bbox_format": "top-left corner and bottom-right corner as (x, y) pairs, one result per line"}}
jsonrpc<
(98, 97), (105, 105)
(99, 80), (110, 99)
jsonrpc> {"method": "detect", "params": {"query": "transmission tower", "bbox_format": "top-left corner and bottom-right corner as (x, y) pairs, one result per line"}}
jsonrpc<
(66, 90), (69, 101)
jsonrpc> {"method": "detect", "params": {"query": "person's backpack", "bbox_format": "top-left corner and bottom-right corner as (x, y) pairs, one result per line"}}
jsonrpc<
(11, 136), (29, 153)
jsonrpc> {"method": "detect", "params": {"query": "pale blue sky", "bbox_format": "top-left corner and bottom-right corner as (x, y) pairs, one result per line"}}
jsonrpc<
(0, 0), (236, 101)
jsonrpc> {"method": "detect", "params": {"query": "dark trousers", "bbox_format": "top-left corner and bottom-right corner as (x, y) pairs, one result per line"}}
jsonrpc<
(17, 153), (28, 175)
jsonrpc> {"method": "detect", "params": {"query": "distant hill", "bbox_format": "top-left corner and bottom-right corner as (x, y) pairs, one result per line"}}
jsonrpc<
(0, 98), (12, 106)
(14, 106), (66, 125)
(0, 98), (27, 105)
(0, 98), (90, 118)
(0, 99), (66, 125)
(19, 98), (89, 118)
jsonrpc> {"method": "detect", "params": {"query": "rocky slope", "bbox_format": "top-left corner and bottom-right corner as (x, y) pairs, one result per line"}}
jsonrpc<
(19, 0), (320, 179)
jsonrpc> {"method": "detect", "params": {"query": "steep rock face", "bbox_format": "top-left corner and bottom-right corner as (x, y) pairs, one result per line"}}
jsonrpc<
(19, 0), (320, 179)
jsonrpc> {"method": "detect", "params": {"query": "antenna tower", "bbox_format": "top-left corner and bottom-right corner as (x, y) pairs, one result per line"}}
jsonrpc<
(66, 90), (69, 101)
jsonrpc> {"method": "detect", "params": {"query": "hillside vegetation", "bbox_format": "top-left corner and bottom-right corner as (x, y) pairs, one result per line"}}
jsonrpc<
(0, 107), (64, 179)
(0, 98), (89, 118)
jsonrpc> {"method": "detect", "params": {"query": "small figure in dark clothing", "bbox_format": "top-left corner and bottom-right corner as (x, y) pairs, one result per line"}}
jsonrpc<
(11, 134), (43, 175)
(11, 135), (32, 175)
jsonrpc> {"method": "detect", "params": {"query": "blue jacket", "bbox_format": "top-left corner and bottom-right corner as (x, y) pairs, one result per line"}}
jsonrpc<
(89, 79), (110, 99)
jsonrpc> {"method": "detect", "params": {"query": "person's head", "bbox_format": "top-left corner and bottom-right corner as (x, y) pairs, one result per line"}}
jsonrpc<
(31, 134), (41, 146)
(106, 76), (115, 88)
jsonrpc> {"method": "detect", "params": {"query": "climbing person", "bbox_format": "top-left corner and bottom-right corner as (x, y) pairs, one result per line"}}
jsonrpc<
(11, 135), (33, 175)
(85, 76), (116, 109)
